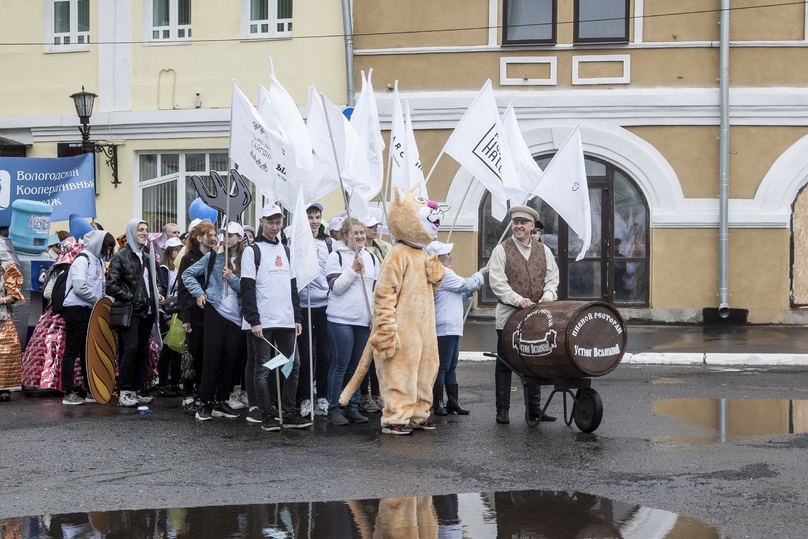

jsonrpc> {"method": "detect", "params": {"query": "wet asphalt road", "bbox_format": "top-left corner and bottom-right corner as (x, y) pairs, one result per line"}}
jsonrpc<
(2, 361), (808, 538)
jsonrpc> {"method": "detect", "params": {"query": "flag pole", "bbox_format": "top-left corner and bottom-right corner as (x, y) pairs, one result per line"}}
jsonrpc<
(307, 288), (314, 421)
(423, 149), (445, 185)
(319, 93), (373, 320)
(444, 179), (474, 243)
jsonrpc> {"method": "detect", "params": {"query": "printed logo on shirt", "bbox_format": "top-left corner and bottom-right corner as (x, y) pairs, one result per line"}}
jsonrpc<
(275, 255), (283, 268)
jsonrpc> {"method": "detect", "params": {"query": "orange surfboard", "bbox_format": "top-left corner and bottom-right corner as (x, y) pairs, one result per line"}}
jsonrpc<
(86, 297), (118, 404)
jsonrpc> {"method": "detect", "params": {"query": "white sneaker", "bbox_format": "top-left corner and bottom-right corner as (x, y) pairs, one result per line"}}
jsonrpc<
(314, 397), (329, 416)
(227, 391), (246, 410)
(118, 391), (139, 408)
(300, 399), (312, 417)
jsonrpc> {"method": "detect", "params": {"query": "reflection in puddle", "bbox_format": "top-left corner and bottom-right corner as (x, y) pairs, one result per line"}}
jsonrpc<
(653, 398), (808, 443)
(0, 490), (719, 538)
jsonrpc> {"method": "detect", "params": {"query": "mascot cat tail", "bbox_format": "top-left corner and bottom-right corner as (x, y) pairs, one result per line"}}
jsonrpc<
(339, 342), (375, 407)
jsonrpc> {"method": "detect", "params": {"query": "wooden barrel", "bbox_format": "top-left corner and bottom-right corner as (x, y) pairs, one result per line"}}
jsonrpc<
(502, 300), (626, 379)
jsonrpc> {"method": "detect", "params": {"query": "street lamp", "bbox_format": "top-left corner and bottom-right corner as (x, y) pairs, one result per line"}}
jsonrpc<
(69, 86), (120, 188)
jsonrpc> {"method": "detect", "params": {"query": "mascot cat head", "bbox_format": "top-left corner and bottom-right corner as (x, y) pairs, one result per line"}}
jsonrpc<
(387, 186), (442, 248)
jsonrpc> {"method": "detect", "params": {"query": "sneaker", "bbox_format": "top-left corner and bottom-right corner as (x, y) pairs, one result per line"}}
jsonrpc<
(382, 424), (413, 435)
(182, 399), (198, 416)
(84, 393), (97, 404)
(261, 416), (281, 432)
(212, 401), (240, 419)
(300, 399), (312, 417)
(408, 419), (437, 430)
(62, 392), (85, 406)
(283, 412), (313, 429)
(246, 407), (262, 424)
(343, 408), (369, 424)
(195, 402), (213, 421)
(136, 390), (154, 405)
(169, 385), (183, 397)
(359, 395), (381, 413)
(239, 390), (249, 407)
(373, 395), (384, 410)
(118, 390), (139, 408)
(314, 398), (329, 416)
(328, 408), (349, 426)
(226, 392), (246, 410)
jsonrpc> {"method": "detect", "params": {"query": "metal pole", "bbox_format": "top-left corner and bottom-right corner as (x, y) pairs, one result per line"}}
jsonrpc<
(717, 0), (730, 318)
(341, 0), (355, 106)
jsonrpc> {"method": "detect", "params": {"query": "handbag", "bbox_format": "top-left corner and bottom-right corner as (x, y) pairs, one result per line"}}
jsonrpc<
(163, 295), (179, 315)
(109, 302), (134, 330)
(164, 313), (186, 353)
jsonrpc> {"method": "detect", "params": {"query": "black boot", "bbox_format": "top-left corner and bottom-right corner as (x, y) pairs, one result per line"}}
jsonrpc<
(495, 372), (511, 424)
(527, 383), (556, 422)
(445, 383), (470, 415)
(433, 384), (447, 416)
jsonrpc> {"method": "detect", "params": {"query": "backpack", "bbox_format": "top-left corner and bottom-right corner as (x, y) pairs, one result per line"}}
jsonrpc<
(251, 242), (291, 270)
(49, 253), (88, 314)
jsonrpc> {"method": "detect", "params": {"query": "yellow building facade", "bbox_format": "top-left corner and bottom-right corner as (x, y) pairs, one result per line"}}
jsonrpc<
(352, 0), (808, 324)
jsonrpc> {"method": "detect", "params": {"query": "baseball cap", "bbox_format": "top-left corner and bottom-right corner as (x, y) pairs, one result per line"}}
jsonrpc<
(364, 214), (380, 228)
(164, 237), (183, 249)
(226, 222), (244, 237)
(426, 240), (454, 256)
(328, 213), (346, 232)
(306, 202), (324, 213)
(260, 203), (283, 219)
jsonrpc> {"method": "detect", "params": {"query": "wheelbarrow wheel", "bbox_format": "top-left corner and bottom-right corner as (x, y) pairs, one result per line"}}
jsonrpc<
(572, 388), (603, 433)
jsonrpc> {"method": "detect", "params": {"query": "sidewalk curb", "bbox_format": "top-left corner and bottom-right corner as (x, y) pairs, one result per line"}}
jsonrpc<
(459, 351), (808, 366)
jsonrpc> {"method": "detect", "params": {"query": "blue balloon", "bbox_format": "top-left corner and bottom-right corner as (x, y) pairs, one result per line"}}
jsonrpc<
(188, 198), (218, 223)
(68, 213), (94, 240)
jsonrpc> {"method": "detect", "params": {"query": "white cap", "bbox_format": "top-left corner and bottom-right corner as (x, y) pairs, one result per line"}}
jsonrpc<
(188, 217), (212, 232)
(426, 240), (453, 256)
(164, 237), (183, 249)
(328, 214), (346, 232)
(364, 214), (380, 228)
(226, 222), (244, 237)
(260, 203), (283, 219)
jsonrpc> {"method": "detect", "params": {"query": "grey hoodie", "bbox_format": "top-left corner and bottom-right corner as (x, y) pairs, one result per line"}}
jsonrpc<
(125, 218), (147, 261)
(64, 229), (107, 308)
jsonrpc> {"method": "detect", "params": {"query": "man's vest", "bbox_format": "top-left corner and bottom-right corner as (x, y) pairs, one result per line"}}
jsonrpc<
(502, 238), (547, 303)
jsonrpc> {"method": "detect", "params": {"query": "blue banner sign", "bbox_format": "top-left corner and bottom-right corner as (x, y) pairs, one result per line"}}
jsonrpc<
(0, 153), (96, 226)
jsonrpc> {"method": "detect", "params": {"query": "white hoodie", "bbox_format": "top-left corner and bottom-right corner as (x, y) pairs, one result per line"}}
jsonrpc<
(324, 241), (376, 327)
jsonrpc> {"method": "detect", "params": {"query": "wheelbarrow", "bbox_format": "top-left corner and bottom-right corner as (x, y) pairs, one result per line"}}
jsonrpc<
(492, 300), (627, 433)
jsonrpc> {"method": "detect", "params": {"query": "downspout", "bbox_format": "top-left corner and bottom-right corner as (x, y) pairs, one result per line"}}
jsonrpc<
(718, 0), (730, 318)
(341, 0), (355, 106)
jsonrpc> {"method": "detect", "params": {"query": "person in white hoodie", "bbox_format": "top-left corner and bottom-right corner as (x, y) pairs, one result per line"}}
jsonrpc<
(324, 217), (377, 426)
(60, 230), (116, 405)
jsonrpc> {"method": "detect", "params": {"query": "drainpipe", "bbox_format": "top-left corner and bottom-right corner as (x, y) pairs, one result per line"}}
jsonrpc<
(718, 0), (730, 318)
(341, 0), (355, 106)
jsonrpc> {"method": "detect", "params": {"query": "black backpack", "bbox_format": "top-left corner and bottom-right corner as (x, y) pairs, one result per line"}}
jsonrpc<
(49, 253), (88, 314)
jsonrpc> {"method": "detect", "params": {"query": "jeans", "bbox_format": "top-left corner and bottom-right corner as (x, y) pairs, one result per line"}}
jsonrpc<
(61, 305), (91, 394)
(248, 328), (298, 418)
(297, 306), (331, 403)
(326, 322), (369, 411)
(436, 335), (461, 386)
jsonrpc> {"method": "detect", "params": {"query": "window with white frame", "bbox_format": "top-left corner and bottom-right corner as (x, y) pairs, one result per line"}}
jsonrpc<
(503, 0), (556, 45)
(138, 151), (260, 233)
(146, 0), (192, 42)
(242, 0), (292, 39)
(46, 0), (90, 51)
(574, 0), (629, 44)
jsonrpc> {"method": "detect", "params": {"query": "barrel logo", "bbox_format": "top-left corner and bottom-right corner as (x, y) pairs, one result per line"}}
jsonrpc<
(514, 329), (557, 357)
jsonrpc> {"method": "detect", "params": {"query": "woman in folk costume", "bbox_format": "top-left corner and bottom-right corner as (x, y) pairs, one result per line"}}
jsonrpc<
(20, 238), (85, 391)
(0, 237), (26, 401)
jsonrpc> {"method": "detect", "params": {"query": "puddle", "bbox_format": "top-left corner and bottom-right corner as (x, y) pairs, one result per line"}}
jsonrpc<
(0, 490), (719, 538)
(653, 398), (808, 443)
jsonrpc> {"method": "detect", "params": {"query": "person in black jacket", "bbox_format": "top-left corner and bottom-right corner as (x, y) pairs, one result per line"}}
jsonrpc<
(106, 218), (165, 408)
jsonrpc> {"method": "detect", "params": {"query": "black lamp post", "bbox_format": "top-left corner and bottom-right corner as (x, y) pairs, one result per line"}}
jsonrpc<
(70, 87), (120, 188)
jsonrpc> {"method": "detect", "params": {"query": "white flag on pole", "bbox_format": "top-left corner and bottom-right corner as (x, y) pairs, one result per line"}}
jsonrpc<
(350, 69), (384, 201)
(257, 85), (299, 210)
(501, 102), (543, 202)
(268, 57), (313, 173)
(403, 101), (427, 198)
(228, 80), (280, 202)
(307, 85), (341, 201)
(320, 92), (373, 218)
(290, 188), (320, 290)
(389, 82), (407, 192)
(442, 79), (520, 221)
(531, 125), (592, 261)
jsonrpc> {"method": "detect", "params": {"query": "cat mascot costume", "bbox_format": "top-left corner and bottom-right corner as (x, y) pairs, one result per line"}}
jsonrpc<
(340, 187), (445, 435)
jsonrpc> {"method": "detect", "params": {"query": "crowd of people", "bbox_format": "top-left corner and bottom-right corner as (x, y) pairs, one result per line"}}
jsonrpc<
(2, 201), (501, 435)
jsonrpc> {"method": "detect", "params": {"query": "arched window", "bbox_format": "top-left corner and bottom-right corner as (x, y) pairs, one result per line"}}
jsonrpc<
(478, 155), (649, 305)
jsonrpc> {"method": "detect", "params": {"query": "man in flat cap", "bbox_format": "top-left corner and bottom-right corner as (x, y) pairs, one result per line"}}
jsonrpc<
(488, 205), (559, 425)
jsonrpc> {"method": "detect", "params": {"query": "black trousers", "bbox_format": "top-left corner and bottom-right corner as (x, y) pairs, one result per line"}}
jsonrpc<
(198, 303), (242, 403)
(61, 305), (92, 394)
(118, 314), (153, 391)
(296, 306), (331, 402)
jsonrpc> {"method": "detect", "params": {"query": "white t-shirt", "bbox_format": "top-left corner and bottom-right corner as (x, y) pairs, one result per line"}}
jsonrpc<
(241, 241), (296, 329)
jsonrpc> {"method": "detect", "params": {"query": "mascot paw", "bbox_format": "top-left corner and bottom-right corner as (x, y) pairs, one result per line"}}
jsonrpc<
(425, 252), (445, 286)
(371, 325), (400, 359)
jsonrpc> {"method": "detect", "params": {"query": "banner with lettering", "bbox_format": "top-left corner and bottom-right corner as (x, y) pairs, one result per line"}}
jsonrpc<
(0, 153), (96, 226)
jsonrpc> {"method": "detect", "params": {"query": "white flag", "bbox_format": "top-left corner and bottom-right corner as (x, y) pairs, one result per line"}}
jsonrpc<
(501, 102), (543, 203)
(307, 85), (341, 200)
(268, 57), (313, 173)
(290, 189), (320, 290)
(532, 125), (592, 261)
(319, 92), (373, 218)
(442, 79), (520, 221)
(403, 100), (427, 198)
(258, 85), (306, 210)
(228, 81), (280, 202)
(350, 69), (384, 201)
(389, 82), (407, 193)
